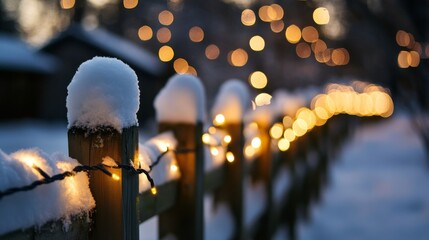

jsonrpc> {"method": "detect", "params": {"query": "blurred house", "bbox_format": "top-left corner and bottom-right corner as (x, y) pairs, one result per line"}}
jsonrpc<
(0, 34), (56, 119)
(40, 23), (170, 122)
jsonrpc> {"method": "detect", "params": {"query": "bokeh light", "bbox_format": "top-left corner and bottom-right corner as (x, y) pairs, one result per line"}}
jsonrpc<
(158, 45), (174, 62)
(205, 44), (220, 60)
(285, 25), (301, 44)
(249, 71), (268, 89)
(313, 7), (330, 25)
(249, 35), (265, 51)
(189, 26), (204, 42)
(138, 25), (153, 41)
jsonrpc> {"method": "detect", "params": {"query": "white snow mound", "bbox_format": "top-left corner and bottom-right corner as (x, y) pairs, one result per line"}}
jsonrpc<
(66, 56), (140, 132)
(154, 74), (206, 124)
(211, 79), (251, 123)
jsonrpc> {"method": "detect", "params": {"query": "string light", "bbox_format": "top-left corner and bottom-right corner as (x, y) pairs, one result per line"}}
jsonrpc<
(213, 114), (225, 126)
(170, 162), (178, 172)
(112, 173), (121, 181)
(151, 187), (158, 195)
(226, 152), (235, 163)
(223, 135), (232, 144)
(251, 137), (262, 149)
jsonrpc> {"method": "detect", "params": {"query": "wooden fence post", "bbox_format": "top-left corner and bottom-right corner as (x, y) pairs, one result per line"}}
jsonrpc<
(214, 123), (245, 239)
(158, 122), (204, 240)
(68, 126), (139, 240)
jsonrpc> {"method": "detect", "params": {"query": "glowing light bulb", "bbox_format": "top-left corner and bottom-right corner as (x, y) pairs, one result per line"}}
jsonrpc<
(202, 133), (211, 144)
(224, 135), (232, 144)
(112, 173), (120, 181)
(159, 143), (169, 152)
(213, 114), (225, 126)
(226, 151), (235, 163)
(211, 147), (219, 156)
(278, 138), (290, 151)
(170, 163), (178, 172)
(151, 187), (157, 195)
(251, 137), (262, 149)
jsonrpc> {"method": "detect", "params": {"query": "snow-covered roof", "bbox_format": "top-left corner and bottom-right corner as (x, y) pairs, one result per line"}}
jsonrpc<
(0, 34), (56, 74)
(41, 24), (164, 77)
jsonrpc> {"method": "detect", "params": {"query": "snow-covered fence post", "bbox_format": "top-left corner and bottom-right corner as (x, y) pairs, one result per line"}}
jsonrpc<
(211, 80), (250, 239)
(154, 74), (206, 240)
(66, 57), (140, 240)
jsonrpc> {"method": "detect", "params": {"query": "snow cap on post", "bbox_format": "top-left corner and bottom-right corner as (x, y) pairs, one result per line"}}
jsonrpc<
(154, 74), (206, 123)
(211, 79), (251, 123)
(66, 56), (140, 132)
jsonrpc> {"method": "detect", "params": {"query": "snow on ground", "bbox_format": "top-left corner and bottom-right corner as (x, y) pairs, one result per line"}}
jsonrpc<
(67, 56), (140, 132)
(298, 113), (429, 240)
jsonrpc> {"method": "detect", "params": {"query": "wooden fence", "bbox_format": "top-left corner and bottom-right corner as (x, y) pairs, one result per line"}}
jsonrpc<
(0, 112), (352, 240)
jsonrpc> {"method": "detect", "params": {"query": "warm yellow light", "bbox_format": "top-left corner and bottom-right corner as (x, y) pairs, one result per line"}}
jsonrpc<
(268, 4), (284, 21)
(249, 35), (265, 51)
(259, 4), (284, 22)
(170, 163), (178, 172)
(226, 152), (235, 163)
(208, 126), (217, 134)
(314, 106), (329, 120)
(409, 51), (420, 67)
(228, 48), (248, 67)
(397, 50), (410, 68)
(255, 93), (272, 106)
(214, 114), (225, 126)
(158, 45), (174, 62)
(211, 146), (219, 156)
(138, 25), (153, 41)
(311, 39), (327, 53)
(249, 71), (268, 89)
(123, 0), (138, 9)
(158, 10), (174, 26)
(302, 26), (319, 43)
(251, 137), (262, 149)
(331, 48), (350, 65)
(156, 27), (171, 43)
(205, 44), (220, 60)
(202, 133), (211, 144)
(292, 119), (308, 137)
(173, 58), (189, 74)
(296, 42), (311, 58)
(396, 30), (410, 47)
(21, 155), (36, 167)
(258, 5), (270, 22)
(283, 128), (296, 142)
(159, 142), (169, 152)
(60, 0), (75, 9)
(189, 26), (204, 42)
(270, 123), (284, 139)
(278, 138), (290, 151)
(283, 116), (293, 128)
(270, 20), (284, 33)
(186, 66), (198, 76)
(285, 24), (301, 44)
(151, 187), (157, 195)
(313, 7), (330, 25)
(224, 135), (232, 144)
(244, 145), (256, 159)
(112, 173), (120, 181)
(241, 9), (256, 26)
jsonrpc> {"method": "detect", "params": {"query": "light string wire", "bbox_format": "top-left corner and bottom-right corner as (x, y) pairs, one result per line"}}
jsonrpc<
(0, 147), (198, 200)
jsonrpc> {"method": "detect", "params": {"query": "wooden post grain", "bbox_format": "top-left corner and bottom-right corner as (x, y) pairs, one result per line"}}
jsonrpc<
(68, 126), (139, 240)
(158, 122), (204, 240)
